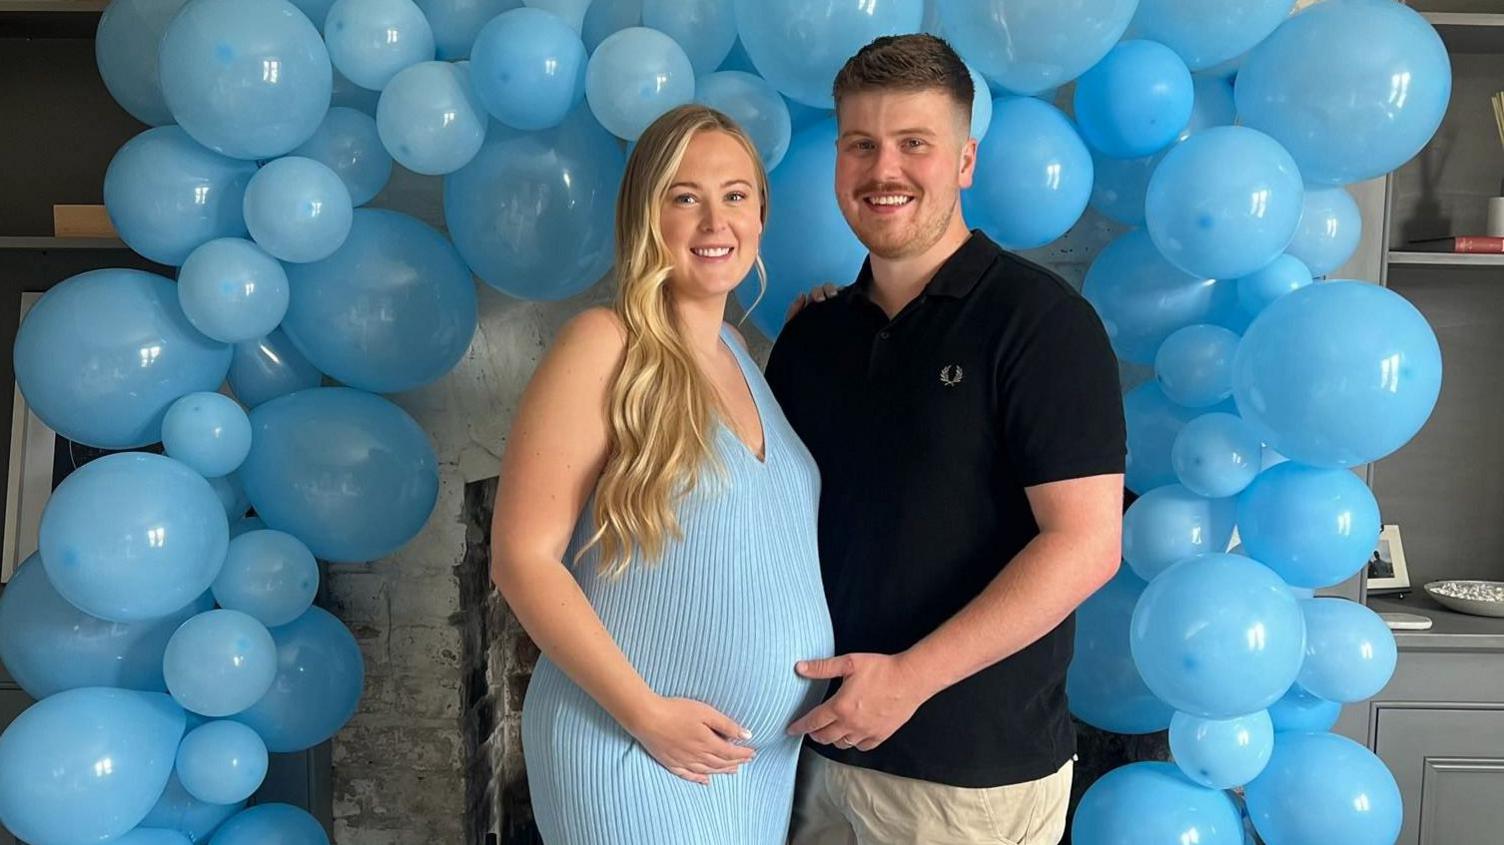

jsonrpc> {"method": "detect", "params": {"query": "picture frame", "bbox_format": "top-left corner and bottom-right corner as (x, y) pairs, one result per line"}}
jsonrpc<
(1366, 524), (1410, 593)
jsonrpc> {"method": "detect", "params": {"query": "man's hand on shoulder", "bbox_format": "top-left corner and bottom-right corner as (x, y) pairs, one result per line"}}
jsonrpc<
(783, 282), (843, 324)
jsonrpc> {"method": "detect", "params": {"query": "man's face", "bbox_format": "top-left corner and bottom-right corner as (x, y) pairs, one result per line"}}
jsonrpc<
(834, 89), (977, 261)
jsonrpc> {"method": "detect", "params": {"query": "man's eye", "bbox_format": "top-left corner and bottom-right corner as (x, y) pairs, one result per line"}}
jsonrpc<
(904, 138), (926, 149)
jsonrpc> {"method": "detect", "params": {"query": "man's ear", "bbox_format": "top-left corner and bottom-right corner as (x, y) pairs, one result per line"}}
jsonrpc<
(958, 136), (978, 190)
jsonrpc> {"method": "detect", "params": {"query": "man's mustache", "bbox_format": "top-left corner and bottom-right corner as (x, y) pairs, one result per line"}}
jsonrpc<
(855, 183), (920, 198)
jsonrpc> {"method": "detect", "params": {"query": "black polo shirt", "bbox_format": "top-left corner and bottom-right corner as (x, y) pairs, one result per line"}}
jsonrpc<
(765, 231), (1125, 788)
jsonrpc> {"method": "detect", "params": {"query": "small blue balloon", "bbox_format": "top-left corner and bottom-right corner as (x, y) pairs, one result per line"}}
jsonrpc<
(291, 107), (394, 206)
(176, 721), (269, 805)
(0, 688), (185, 845)
(104, 126), (258, 266)
(1074, 40), (1194, 159)
(232, 608), (365, 753)
(1068, 568), (1175, 734)
(210, 804), (330, 845)
(163, 610), (278, 717)
(1073, 762), (1246, 845)
(213, 530), (321, 628)
(1147, 126), (1305, 279)
(41, 453), (229, 623)
(965, 64), (993, 141)
(734, 0), (922, 108)
(972, 97), (1093, 249)
(1172, 412), (1262, 499)
(1245, 731), (1402, 845)
(228, 330), (325, 409)
(138, 773), (245, 842)
(1298, 598), (1398, 703)
(938, 0), (1137, 96)
(415, 0), (523, 60)
(209, 472), (251, 520)
(95, 0), (190, 126)
(162, 393), (253, 479)
(324, 0), (435, 91)
(1235, 253), (1312, 319)
(1170, 710), (1275, 789)
(1132, 0), (1296, 71)
(1124, 382), (1236, 495)
(643, 0), (736, 75)
(230, 515), (269, 538)
(159, 0), (331, 160)
(331, 68), (381, 114)
(244, 157), (354, 264)
(378, 61), (488, 175)
(1088, 147), (1160, 227)
(471, 8), (587, 131)
(178, 239), (290, 344)
(239, 388), (438, 562)
(522, 0), (590, 31)
(288, 0), (335, 30)
(1237, 462), (1381, 589)
(1286, 186), (1362, 276)
(113, 829), (194, 845)
(694, 71), (792, 171)
(1155, 324), (1239, 409)
(1233, 281), (1442, 467)
(586, 27), (696, 140)
(1122, 484), (1237, 581)
(1182, 74), (1237, 138)
(1268, 683), (1342, 733)
(583, 0), (641, 51)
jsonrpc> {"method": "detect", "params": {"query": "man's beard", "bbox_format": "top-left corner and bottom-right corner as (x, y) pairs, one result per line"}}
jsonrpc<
(857, 195), (957, 261)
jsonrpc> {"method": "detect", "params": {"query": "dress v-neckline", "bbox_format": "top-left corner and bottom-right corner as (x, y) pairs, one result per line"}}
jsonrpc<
(717, 328), (768, 466)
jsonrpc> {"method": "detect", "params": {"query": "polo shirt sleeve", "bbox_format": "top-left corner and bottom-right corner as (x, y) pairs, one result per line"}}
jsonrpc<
(764, 314), (803, 426)
(997, 295), (1126, 487)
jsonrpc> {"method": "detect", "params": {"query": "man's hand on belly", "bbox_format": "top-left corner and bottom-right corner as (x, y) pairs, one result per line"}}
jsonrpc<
(785, 653), (931, 752)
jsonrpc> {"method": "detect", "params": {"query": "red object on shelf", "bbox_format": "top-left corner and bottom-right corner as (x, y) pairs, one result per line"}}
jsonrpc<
(1409, 236), (1504, 253)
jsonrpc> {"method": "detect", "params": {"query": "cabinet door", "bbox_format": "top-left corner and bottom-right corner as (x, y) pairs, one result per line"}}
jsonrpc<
(1376, 707), (1504, 845)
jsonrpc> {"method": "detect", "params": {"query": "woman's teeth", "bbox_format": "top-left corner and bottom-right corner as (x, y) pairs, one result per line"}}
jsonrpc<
(692, 247), (732, 257)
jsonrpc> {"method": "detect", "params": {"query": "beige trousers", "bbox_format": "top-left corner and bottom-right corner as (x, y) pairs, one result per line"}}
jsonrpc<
(788, 749), (1073, 845)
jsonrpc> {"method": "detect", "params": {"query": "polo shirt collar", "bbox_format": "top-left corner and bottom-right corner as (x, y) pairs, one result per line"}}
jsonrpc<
(849, 230), (1000, 305)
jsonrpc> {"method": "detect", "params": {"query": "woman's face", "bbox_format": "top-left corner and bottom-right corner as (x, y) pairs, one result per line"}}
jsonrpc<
(659, 129), (763, 301)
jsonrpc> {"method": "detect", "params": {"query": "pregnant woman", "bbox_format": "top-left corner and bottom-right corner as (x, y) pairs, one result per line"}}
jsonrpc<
(490, 105), (834, 844)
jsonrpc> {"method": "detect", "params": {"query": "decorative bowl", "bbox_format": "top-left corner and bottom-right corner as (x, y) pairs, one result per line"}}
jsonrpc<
(1424, 580), (1504, 618)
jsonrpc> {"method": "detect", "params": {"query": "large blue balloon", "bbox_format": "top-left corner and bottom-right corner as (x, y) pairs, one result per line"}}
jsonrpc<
(228, 330), (324, 409)
(244, 157), (354, 264)
(163, 610), (278, 717)
(0, 554), (212, 700)
(734, 119), (864, 339)
(1233, 281), (1442, 467)
(138, 772), (245, 842)
(1154, 324), (1239, 409)
(938, 0), (1137, 96)
(40, 453), (229, 622)
(104, 126), (258, 266)
(583, 0), (641, 51)
(1298, 598), (1397, 703)
(1169, 710), (1274, 789)
(734, 0), (923, 109)
(162, 392), (253, 479)
(1245, 731), (1403, 845)
(1123, 382), (1235, 495)
(1237, 462), (1382, 589)
(324, 0), (435, 91)
(1286, 187), (1362, 276)
(1234, 253), (1312, 319)
(586, 27), (696, 140)
(377, 61), (488, 176)
(281, 209), (478, 394)
(470, 8), (587, 131)
(1146, 126), (1304, 279)
(1067, 567), (1175, 734)
(643, 0), (736, 75)
(1236, 0), (1450, 186)
(1171, 412), (1262, 499)
(177, 238), (290, 345)
(211, 804), (330, 845)
(0, 688), (185, 845)
(1131, 554), (1306, 718)
(232, 608), (365, 753)
(415, 0), (522, 60)
(1267, 683), (1342, 733)
(239, 388), (438, 562)
(291, 107), (393, 207)
(1074, 40), (1193, 159)
(1131, 0), (1295, 71)
(1121, 484), (1236, 581)
(1072, 762), (1246, 845)
(176, 721), (269, 805)
(213, 529), (320, 628)
(695, 71), (793, 171)
(971, 97), (1093, 249)
(95, 0), (190, 126)
(445, 107), (624, 300)
(158, 0), (331, 160)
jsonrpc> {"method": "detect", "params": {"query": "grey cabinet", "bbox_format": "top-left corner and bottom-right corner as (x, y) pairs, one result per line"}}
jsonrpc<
(1376, 707), (1504, 845)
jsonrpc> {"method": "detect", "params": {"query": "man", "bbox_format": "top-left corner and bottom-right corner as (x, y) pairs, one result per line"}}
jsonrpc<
(765, 35), (1126, 845)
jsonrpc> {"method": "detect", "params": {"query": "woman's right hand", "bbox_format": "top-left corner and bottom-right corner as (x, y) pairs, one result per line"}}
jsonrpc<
(626, 695), (757, 785)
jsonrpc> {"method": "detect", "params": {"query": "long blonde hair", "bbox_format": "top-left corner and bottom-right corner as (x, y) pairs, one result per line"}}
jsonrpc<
(579, 105), (770, 577)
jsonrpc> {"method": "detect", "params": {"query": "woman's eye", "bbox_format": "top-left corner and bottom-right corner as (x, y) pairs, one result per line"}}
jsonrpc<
(726, 191), (748, 202)
(673, 193), (698, 205)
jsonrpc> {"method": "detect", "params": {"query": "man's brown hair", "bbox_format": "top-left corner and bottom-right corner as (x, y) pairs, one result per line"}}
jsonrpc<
(831, 33), (974, 126)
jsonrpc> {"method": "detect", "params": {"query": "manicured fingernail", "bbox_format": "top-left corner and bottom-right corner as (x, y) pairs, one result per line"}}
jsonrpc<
(740, 729), (752, 739)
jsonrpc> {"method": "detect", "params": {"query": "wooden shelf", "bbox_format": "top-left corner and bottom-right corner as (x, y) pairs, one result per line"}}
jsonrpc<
(1388, 250), (1504, 267)
(1425, 12), (1504, 53)
(0, 236), (127, 250)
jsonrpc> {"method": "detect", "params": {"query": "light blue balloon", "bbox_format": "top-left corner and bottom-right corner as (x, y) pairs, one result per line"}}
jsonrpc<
(1132, 554), (1306, 718)
(1121, 484), (1236, 581)
(243, 157), (354, 264)
(162, 393), (253, 479)
(114, 829), (194, 845)
(1182, 74), (1237, 138)
(104, 127), (257, 266)
(0, 688), (185, 845)
(643, 0), (736, 75)
(445, 107), (623, 299)
(1245, 732), (1402, 845)
(41, 452), (229, 623)
(239, 388), (438, 562)
(209, 473), (251, 520)
(1082, 229), (1239, 364)
(213, 530), (320, 628)
(694, 71), (792, 170)
(138, 773), (245, 842)
(288, 0), (336, 31)
(158, 0), (331, 160)
(230, 515), (269, 539)
(1233, 281), (1442, 467)
(415, 0), (522, 59)
(734, 0), (923, 108)
(1235, 253), (1312, 319)
(176, 721), (268, 805)
(291, 107), (393, 206)
(1172, 412), (1262, 499)
(324, 0), (435, 91)
(972, 97), (1092, 249)
(1298, 598), (1397, 703)
(1268, 683), (1341, 733)
(1088, 149), (1160, 226)
(1131, 0), (1295, 71)
(210, 804), (329, 845)
(0, 555), (213, 700)
(1068, 567), (1175, 734)
(331, 68), (381, 114)
(232, 608), (365, 752)
(281, 209), (478, 393)
(95, 0), (190, 126)
(1236, 462), (1381, 589)
(228, 330), (324, 409)
(1155, 325), (1239, 409)
(938, 0), (1137, 96)
(377, 61), (488, 175)
(1286, 187), (1362, 276)
(522, 0), (590, 31)
(470, 8), (588, 131)
(1170, 710), (1274, 789)
(583, 0), (641, 50)
(1074, 40), (1193, 159)
(1073, 762), (1246, 845)
(178, 239), (290, 345)
(586, 27), (696, 140)
(1236, 0), (1450, 186)
(1146, 126), (1304, 279)
(13, 269), (232, 449)
(734, 119), (864, 340)
(965, 65), (992, 141)
(163, 610), (277, 718)
(1124, 382), (1235, 495)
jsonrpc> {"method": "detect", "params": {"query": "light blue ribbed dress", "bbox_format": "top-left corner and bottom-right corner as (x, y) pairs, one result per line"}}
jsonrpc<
(522, 326), (835, 845)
